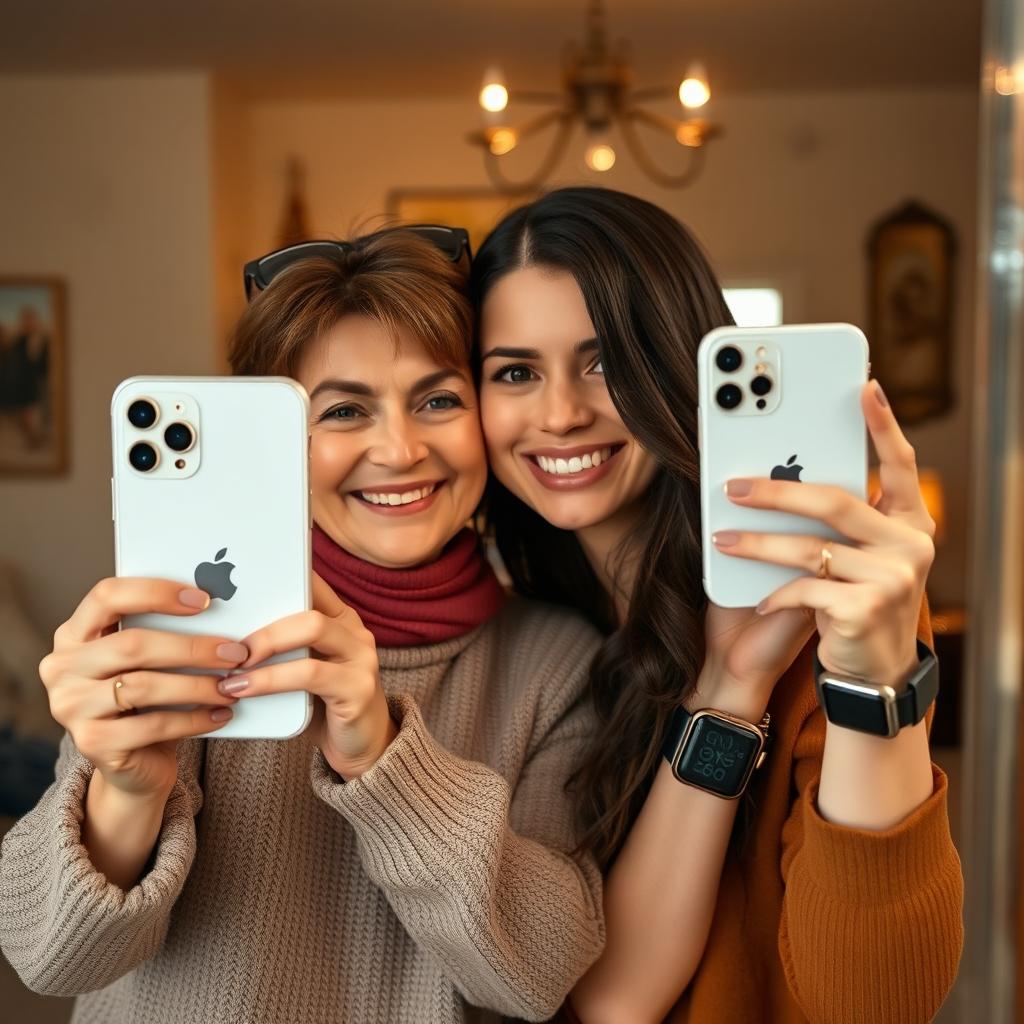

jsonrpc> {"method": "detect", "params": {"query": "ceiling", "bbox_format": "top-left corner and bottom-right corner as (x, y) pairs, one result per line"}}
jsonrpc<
(2, 0), (982, 99)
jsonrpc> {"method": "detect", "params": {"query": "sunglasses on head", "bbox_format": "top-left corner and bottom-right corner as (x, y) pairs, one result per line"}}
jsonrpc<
(242, 224), (472, 301)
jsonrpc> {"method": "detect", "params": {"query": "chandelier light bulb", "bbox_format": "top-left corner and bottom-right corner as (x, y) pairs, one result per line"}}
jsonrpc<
(489, 127), (518, 156)
(585, 143), (616, 172)
(679, 62), (710, 109)
(480, 67), (509, 113)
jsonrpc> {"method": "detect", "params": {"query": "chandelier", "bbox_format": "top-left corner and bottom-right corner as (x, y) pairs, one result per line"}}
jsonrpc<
(467, 0), (722, 193)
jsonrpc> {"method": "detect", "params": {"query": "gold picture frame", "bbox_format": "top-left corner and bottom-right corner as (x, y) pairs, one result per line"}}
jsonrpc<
(386, 188), (540, 256)
(867, 201), (956, 424)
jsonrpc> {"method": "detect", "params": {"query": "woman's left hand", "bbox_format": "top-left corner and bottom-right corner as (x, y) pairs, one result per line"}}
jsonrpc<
(228, 574), (396, 779)
(716, 380), (936, 688)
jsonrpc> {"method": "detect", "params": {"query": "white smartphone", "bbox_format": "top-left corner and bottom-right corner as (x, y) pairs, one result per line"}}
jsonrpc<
(111, 376), (313, 740)
(698, 323), (869, 609)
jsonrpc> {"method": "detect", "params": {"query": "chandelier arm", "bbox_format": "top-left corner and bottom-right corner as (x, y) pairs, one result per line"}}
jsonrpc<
(483, 114), (575, 194)
(618, 111), (708, 189)
(626, 105), (683, 137)
(628, 86), (679, 104)
(514, 107), (574, 143)
(508, 90), (565, 105)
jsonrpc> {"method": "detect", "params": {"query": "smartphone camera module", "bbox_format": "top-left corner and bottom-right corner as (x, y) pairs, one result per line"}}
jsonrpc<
(751, 375), (773, 397)
(715, 346), (743, 373)
(127, 399), (158, 429)
(716, 383), (743, 410)
(129, 441), (159, 472)
(164, 422), (195, 453)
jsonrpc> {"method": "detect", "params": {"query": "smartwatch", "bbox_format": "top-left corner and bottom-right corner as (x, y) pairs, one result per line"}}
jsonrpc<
(661, 706), (770, 799)
(814, 638), (939, 738)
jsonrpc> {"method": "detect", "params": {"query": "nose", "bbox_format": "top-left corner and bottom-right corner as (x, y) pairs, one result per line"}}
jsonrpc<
(367, 412), (429, 470)
(540, 376), (595, 435)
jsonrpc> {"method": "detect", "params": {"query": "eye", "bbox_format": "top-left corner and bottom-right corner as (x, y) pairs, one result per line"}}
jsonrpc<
(588, 358), (604, 375)
(492, 363), (537, 384)
(320, 404), (364, 422)
(422, 392), (464, 412)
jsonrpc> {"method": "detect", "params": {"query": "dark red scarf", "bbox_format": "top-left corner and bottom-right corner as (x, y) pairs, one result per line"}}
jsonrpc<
(312, 524), (506, 647)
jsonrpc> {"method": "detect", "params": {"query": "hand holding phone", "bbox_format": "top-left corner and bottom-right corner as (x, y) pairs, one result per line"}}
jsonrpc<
(111, 377), (312, 740)
(698, 323), (869, 609)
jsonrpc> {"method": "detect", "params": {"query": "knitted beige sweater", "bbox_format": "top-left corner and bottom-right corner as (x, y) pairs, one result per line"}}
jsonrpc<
(0, 598), (605, 1023)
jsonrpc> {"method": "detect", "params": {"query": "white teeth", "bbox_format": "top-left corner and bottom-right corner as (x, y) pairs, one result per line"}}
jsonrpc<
(359, 483), (436, 505)
(534, 447), (614, 476)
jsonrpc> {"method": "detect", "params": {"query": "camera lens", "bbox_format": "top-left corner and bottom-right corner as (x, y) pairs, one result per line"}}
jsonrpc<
(715, 346), (743, 373)
(164, 422), (194, 453)
(716, 384), (743, 410)
(129, 442), (158, 472)
(751, 375), (773, 396)
(127, 399), (157, 429)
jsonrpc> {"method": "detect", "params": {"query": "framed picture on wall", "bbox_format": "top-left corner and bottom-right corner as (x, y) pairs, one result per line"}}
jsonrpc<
(867, 201), (956, 424)
(386, 188), (539, 256)
(0, 277), (68, 476)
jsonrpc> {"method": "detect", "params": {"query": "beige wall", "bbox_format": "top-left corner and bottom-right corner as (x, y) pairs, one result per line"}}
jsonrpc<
(234, 87), (977, 606)
(0, 73), (217, 633)
(0, 79), (976, 634)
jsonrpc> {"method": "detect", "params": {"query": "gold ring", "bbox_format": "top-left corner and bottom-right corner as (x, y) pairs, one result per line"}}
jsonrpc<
(112, 677), (134, 713)
(818, 545), (833, 580)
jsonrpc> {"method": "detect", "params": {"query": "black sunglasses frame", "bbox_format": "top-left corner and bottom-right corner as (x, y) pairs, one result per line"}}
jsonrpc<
(242, 224), (472, 300)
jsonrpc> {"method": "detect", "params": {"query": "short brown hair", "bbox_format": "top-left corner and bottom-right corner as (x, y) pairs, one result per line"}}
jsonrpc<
(229, 230), (473, 376)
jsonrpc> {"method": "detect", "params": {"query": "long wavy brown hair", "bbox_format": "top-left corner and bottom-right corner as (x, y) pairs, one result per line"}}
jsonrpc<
(471, 187), (735, 868)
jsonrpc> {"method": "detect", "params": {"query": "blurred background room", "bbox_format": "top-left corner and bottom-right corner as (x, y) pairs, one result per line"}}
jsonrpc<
(1, 0), (1022, 1020)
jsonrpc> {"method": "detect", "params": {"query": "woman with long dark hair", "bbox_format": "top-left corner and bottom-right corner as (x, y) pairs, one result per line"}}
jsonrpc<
(472, 187), (963, 1023)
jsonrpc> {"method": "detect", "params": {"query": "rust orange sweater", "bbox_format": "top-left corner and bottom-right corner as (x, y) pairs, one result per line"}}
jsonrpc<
(665, 613), (964, 1023)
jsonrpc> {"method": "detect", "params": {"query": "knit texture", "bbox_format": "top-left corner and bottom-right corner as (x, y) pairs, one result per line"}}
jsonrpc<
(665, 605), (963, 1024)
(0, 598), (605, 1023)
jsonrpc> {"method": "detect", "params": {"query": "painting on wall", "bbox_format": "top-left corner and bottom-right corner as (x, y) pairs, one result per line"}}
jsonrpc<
(867, 201), (956, 424)
(386, 188), (540, 257)
(0, 278), (68, 476)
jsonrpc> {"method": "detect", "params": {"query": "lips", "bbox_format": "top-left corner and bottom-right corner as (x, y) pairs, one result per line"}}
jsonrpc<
(349, 479), (446, 516)
(522, 444), (625, 491)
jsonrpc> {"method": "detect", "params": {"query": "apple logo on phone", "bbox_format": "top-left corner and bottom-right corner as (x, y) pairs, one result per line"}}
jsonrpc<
(770, 454), (804, 482)
(195, 547), (237, 601)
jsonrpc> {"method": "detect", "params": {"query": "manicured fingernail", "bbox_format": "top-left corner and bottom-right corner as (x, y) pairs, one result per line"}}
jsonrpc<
(726, 479), (753, 497)
(218, 677), (249, 695)
(210, 707), (234, 723)
(873, 380), (888, 408)
(179, 588), (210, 609)
(712, 530), (741, 547)
(756, 599), (770, 614)
(216, 642), (249, 663)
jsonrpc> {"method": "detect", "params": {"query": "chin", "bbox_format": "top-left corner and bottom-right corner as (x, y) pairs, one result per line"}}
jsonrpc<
(524, 493), (613, 533)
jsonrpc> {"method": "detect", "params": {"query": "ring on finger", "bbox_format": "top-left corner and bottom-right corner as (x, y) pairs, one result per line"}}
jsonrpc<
(112, 676), (135, 714)
(817, 545), (833, 580)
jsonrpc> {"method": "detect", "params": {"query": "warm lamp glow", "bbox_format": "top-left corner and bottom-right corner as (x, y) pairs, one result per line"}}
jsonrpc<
(868, 466), (946, 544)
(679, 62), (710, 109)
(675, 122), (704, 148)
(488, 127), (518, 155)
(480, 68), (509, 113)
(585, 143), (617, 171)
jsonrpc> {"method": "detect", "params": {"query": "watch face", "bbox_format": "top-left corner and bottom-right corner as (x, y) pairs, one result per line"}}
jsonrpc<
(675, 716), (760, 797)
(820, 681), (893, 736)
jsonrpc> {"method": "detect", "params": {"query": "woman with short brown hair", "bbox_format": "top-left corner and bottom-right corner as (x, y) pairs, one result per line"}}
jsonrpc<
(0, 227), (605, 1023)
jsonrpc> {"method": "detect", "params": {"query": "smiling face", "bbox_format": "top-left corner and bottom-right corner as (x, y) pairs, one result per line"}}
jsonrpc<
(479, 266), (658, 537)
(296, 314), (487, 569)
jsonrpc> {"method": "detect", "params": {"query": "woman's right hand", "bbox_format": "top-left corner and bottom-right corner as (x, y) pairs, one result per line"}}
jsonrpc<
(39, 577), (250, 800)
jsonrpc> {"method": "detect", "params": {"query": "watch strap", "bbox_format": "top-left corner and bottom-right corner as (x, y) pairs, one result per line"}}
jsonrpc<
(814, 638), (939, 734)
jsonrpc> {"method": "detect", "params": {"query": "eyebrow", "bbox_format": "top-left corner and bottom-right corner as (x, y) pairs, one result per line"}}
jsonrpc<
(309, 368), (467, 401)
(481, 338), (599, 361)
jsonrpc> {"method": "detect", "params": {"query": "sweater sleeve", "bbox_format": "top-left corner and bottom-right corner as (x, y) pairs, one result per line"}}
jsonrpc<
(308, 647), (605, 1021)
(777, 609), (964, 1023)
(0, 731), (205, 996)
